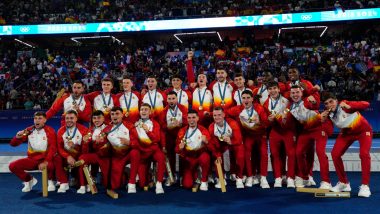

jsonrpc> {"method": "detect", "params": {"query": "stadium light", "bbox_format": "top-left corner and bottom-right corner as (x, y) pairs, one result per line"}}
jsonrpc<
(278, 26), (328, 38)
(71, 35), (123, 45)
(14, 38), (34, 48)
(173, 31), (223, 43)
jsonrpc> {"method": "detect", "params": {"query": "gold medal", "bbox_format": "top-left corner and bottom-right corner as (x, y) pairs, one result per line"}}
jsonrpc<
(125, 111), (129, 117)
(284, 108), (290, 113)
(103, 105), (108, 109)
(22, 129), (30, 136)
(218, 135), (224, 141)
(199, 106), (203, 111)
(170, 117), (176, 122)
(248, 117), (254, 123)
(67, 136), (72, 140)
(221, 100), (225, 106)
(271, 110), (276, 115)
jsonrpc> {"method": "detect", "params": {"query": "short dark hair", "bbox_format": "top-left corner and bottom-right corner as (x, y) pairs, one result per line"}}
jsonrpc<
(242, 90), (253, 97)
(234, 73), (244, 79)
(188, 109), (199, 116)
(322, 92), (337, 102)
(73, 80), (85, 86)
(141, 103), (152, 109)
(34, 111), (46, 118)
(111, 106), (123, 113)
(290, 85), (302, 90)
(213, 106), (224, 112)
(122, 75), (133, 81)
(267, 81), (279, 88)
(167, 91), (177, 97)
(171, 74), (183, 81)
(101, 77), (114, 85)
(92, 110), (104, 117)
(66, 110), (78, 117)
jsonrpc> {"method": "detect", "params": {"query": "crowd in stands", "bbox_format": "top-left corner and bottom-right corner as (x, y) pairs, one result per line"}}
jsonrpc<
(1, 0), (380, 25)
(1, 25), (380, 110)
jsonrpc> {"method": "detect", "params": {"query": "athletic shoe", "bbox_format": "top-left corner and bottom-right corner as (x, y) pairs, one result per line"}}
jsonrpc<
(22, 177), (37, 192)
(330, 182), (351, 192)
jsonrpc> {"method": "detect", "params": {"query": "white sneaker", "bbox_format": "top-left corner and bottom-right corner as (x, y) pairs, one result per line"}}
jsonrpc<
(48, 180), (56, 192)
(200, 182), (208, 191)
(260, 176), (270, 189)
(86, 185), (91, 192)
(57, 183), (69, 193)
(236, 178), (244, 189)
(245, 176), (253, 187)
(358, 185), (371, 198)
(309, 176), (316, 185)
(77, 186), (86, 194)
(319, 181), (332, 190)
(252, 176), (260, 185)
(295, 176), (305, 188)
(208, 175), (214, 184)
(242, 176), (247, 183)
(330, 182), (351, 192)
(165, 179), (172, 187)
(22, 177), (38, 192)
(274, 177), (282, 188)
(155, 181), (164, 194)
(287, 178), (295, 188)
(127, 183), (136, 193)
(230, 174), (237, 181)
(215, 178), (227, 188)
(304, 176), (316, 187)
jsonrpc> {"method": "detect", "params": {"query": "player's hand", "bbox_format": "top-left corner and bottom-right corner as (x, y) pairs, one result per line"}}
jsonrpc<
(340, 102), (351, 109)
(119, 137), (130, 145)
(67, 156), (75, 166)
(38, 161), (48, 171)
(268, 114), (276, 122)
(201, 135), (208, 144)
(215, 157), (222, 165)
(307, 95), (316, 104)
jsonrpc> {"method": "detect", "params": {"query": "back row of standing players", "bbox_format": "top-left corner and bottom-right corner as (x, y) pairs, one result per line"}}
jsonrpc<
(10, 66), (373, 197)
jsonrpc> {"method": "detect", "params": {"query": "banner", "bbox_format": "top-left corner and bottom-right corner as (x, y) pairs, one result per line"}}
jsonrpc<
(1, 8), (380, 36)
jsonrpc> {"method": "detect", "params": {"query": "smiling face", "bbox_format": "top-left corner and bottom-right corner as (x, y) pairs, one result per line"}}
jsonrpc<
(65, 113), (78, 128)
(290, 87), (303, 102)
(102, 80), (113, 93)
(268, 85), (280, 99)
(187, 113), (199, 128)
(110, 110), (123, 124)
(234, 76), (245, 89)
(92, 115), (105, 127)
(288, 68), (299, 82)
(212, 109), (225, 125)
(171, 78), (182, 90)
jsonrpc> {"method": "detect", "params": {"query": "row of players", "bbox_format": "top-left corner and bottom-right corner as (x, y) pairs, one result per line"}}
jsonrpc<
(9, 67), (373, 197)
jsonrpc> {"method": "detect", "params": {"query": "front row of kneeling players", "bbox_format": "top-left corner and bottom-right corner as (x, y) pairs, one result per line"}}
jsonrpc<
(9, 85), (372, 197)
